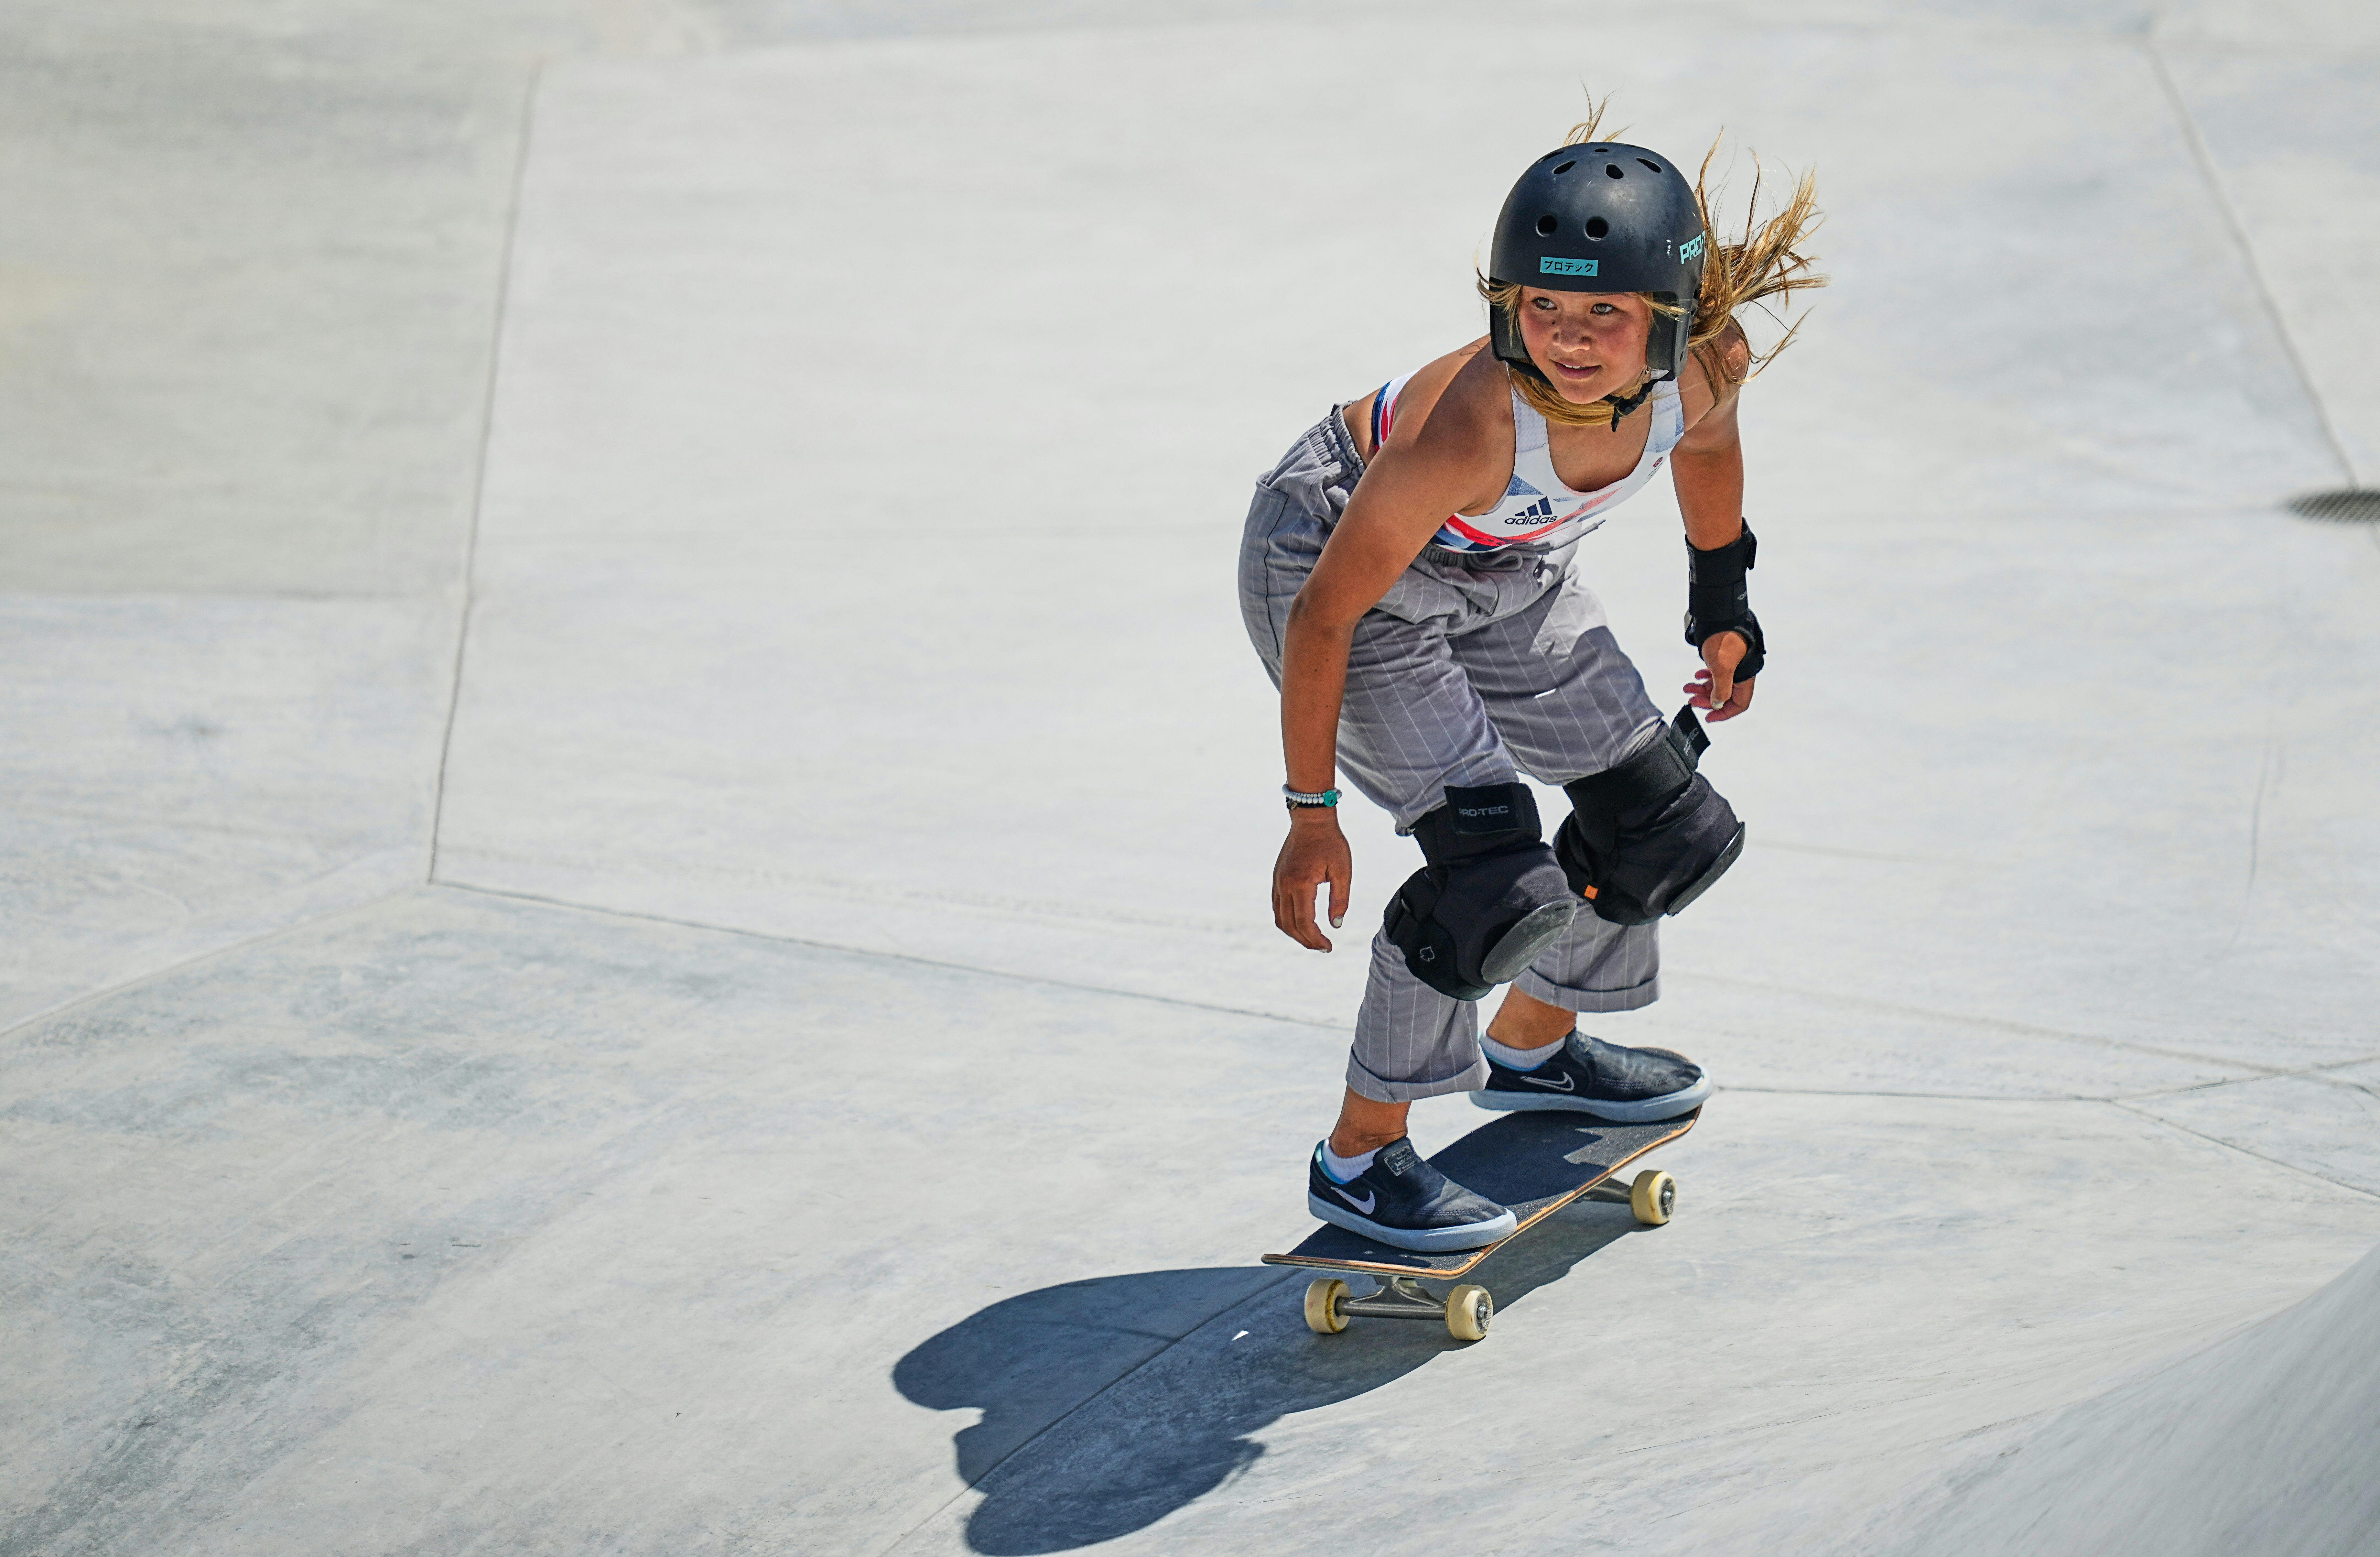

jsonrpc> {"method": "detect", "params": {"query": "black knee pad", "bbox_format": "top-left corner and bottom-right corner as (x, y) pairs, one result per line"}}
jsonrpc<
(1383, 782), (1579, 1001)
(1556, 708), (1746, 926)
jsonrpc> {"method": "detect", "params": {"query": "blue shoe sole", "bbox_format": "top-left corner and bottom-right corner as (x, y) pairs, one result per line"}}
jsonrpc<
(1469, 1072), (1712, 1121)
(1306, 1193), (1518, 1252)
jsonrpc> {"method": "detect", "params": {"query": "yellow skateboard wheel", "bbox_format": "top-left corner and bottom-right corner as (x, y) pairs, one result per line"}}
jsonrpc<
(1304, 1277), (1349, 1334)
(1445, 1284), (1492, 1342)
(1630, 1169), (1676, 1225)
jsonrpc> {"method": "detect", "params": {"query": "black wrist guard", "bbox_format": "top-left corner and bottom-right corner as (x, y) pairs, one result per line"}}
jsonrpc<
(1684, 522), (1766, 680)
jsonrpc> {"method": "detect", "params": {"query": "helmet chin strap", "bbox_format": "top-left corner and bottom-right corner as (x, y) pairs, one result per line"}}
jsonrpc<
(1602, 377), (1657, 422)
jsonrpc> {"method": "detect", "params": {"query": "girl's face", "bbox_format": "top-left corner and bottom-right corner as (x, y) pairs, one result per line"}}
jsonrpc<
(1516, 287), (1653, 403)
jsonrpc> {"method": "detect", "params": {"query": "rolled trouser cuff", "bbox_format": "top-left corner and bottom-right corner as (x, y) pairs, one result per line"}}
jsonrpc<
(1512, 966), (1661, 1014)
(1345, 1048), (1492, 1104)
(1510, 910), (1661, 1014)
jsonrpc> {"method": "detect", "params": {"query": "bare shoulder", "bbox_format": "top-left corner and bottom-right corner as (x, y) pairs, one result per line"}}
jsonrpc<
(1402, 338), (1510, 452)
(1348, 337), (1513, 524)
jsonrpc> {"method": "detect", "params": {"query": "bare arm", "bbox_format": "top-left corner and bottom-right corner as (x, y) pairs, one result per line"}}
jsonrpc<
(1271, 351), (1508, 951)
(1671, 390), (1745, 550)
(1671, 329), (1758, 720)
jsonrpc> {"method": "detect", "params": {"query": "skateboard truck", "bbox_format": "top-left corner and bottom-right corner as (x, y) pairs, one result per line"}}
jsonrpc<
(1306, 1274), (1496, 1341)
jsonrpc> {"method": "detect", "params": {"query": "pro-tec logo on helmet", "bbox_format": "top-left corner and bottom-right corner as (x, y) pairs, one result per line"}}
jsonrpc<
(1540, 257), (1598, 276)
(1678, 235), (1705, 261)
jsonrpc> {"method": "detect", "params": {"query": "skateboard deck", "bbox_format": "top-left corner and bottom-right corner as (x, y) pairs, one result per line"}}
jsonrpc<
(1264, 1107), (1697, 1339)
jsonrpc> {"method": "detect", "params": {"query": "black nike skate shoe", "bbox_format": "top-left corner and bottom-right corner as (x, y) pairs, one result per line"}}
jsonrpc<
(1307, 1138), (1518, 1252)
(1471, 1031), (1710, 1121)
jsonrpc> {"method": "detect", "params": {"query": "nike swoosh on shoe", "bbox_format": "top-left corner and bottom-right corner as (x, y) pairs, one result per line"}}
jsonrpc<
(1333, 1184), (1377, 1214)
(1519, 1072), (1576, 1090)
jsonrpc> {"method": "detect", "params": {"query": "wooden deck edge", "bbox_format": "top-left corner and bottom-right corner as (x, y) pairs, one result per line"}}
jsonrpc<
(1258, 1113), (1697, 1279)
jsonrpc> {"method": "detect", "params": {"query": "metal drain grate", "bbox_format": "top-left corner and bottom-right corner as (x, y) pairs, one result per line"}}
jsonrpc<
(2287, 489), (2380, 523)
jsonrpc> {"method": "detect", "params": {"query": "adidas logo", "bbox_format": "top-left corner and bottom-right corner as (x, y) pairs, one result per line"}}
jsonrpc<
(1504, 498), (1555, 526)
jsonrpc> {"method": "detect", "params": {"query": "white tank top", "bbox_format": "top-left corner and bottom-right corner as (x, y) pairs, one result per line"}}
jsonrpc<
(1369, 369), (1684, 554)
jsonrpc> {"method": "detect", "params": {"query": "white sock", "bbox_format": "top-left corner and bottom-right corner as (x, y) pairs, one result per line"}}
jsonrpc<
(1480, 1029), (1570, 1070)
(1319, 1140), (1378, 1183)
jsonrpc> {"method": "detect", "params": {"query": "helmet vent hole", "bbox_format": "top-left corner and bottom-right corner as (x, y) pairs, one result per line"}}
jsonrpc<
(1535, 214), (1558, 235)
(1552, 159), (1575, 175)
(1605, 163), (1625, 179)
(1638, 158), (1662, 173)
(1585, 217), (1610, 239)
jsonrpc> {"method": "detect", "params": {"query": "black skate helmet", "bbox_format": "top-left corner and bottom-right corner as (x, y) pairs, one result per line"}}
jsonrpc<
(1488, 143), (1707, 389)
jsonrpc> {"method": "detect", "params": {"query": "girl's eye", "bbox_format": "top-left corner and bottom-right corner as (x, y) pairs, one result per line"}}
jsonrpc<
(1591, 302), (1615, 314)
(1532, 297), (1556, 310)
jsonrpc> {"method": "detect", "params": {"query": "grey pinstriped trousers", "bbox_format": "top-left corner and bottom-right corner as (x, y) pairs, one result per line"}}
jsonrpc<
(1240, 408), (1666, 1103)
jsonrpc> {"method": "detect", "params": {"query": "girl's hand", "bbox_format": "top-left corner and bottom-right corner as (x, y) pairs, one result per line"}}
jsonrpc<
(1273, 811), (1353, 951)
(1684, 632), (1756, 721)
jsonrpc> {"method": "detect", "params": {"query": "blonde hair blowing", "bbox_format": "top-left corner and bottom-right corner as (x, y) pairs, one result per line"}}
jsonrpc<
(1480, 105), (1828, 430)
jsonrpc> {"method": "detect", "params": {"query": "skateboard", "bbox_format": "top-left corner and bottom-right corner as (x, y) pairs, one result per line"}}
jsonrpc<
(1263, 1106), (1697, 1342)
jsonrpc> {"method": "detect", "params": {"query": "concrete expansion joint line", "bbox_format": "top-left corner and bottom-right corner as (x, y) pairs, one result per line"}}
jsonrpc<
(863, 1273), (1301, 1557)
(427, 61), (542, 886)
(0, 889), (417, 1045)
(2109, 1052), (2380, 1104)
(2110, 1100), (2380, 1201)
(430, 879), (1352, 1032)
(1676, 969), (2277, 1075)
(2141, 29), (2361, 486)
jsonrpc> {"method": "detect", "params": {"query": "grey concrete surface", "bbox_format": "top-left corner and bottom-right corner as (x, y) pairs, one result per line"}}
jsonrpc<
(0, 596), (449, 1030)
(4, 2), (2379, 1554)
(2161, 45), (2380, 483)
(1865, 1238), (2380, 1555)
(8, 889), (2378, 1554)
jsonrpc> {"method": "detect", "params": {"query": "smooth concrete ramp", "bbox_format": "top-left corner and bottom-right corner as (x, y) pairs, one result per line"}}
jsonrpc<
(4, 3), (2379, 1554)
(1871, 1239), (2380, 1556)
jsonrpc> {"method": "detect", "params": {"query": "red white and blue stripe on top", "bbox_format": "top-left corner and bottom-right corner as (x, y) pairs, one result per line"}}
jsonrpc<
(1367, 369), (1684, 554)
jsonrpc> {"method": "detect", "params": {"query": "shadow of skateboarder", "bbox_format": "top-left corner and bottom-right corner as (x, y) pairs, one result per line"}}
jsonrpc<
(892, 1208), (1647, 1553)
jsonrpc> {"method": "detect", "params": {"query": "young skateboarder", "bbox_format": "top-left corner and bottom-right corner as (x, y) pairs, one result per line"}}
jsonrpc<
(1239, 119), (1821, 1251)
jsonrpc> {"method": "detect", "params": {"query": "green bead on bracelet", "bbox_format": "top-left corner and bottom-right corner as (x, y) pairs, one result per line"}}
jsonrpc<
(1283, 785), (1342, 809)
